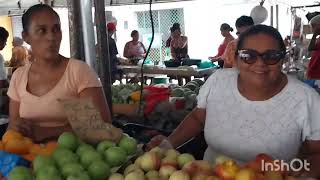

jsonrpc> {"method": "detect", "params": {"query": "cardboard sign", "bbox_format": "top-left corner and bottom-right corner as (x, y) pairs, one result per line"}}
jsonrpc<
(58, 98), (123, 145)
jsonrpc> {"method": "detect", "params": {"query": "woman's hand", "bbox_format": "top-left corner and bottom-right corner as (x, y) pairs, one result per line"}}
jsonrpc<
(8, 118), (34, 138)
(145, 135), (168, 151)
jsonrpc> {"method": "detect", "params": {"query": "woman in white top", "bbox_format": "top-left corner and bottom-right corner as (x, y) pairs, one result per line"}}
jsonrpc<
(123, 30), (146, 59)
(147, 25), (320, 178)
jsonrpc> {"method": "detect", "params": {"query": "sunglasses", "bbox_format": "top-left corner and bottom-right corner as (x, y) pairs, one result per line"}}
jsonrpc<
(237, 49), (285, 65)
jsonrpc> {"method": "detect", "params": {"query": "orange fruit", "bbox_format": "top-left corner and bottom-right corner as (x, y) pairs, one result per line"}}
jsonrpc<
(29, 144), (42, 155)
(0, 141), (4, 150)
(2, 130), (23, 144)
(23, 137), (34, 149)
(4, 139), (30, 154)
(21, 154), (35, 161)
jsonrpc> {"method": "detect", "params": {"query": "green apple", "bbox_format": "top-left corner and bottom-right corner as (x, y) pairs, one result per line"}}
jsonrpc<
(235, 168), (256, 180)
(36, 173), (62, 180)
(118, 136), (137, 155)
(80, 150), (103, 168)
(104, 147), (127, 167)
(139, 152), (161, 172)
(76, 144), (95, 156)
(124, 170), (145, 180)
(66, 172), (90, 180)
(165, 149), (180, 160)
(134, 156), (142, 167)
(177, 153), (195, 168)
(88, 161), (110, 180)
(124, 164), (140, 176)
(96, 140), (116, 154)
(53, 149), (79, 167)
(58, 132), (79, 151)
(61, 163), (84, 177)
(8, 166), (33, 180)
(109, 173), (125, 180)
(36, 165), (60, 177)
(159, 165), (176, 179)
(150, 147), (165, 159)
(33, 155), (55, 173)
(145, 170), (159, 179)
(168, 170), (190, 180)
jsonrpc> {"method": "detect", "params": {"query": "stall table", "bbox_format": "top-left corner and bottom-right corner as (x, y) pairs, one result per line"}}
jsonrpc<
(117, 65), (217, 83)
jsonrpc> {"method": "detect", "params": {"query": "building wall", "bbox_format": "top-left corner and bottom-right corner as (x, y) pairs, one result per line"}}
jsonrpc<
(106, 1), (293, 60)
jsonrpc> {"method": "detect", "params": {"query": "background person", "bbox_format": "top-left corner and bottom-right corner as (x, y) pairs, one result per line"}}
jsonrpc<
(9, 46), (29, 73)
(0, 27), (8, 88)
(209, 23), (235, 68)
(147, 25), (320, 178)
(306, 15), (320, 80)
(107, 22), (123, 83)
(7, 4), (111, 142)
(123, 30), (146, 59)
(222, 15), (254, 68)
(170, 23), (189, 60)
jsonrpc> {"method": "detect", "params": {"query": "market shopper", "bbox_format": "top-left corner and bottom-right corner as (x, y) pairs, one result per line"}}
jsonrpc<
(0, 27), (9, 88)
(222, 15), (254, 68)
(306, 15), (320, 80)
(147, 25), (320, 177)
(107, 22), (123, 83)
(170, 23), (189, 60)
(6, 4), (111, 142)
(123, 30), (146, 59)
(169, 23), (190, 85)
(209, 23), (235, 67)
(9, 46), (29, 73)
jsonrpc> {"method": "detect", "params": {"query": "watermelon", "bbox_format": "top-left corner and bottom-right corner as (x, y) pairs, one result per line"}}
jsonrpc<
(193, 79), (205, 86)
(171, 88), (184, 97)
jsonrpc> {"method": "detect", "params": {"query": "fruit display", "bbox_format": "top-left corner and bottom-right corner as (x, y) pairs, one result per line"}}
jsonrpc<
(7, 132), (139, 180)
(1, 130), (58, 161)
(170, 79), (204, 110)
(107, 147), (299, 180)
(111, 84), (141, 104)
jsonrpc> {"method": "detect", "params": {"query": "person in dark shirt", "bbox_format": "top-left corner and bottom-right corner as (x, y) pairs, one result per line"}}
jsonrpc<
(107, 22), (122, 83)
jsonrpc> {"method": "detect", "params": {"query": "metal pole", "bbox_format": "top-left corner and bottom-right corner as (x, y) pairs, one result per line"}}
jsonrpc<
(79, 0), (97, 70)
(66, 0), (85, 60)
(270, 6), (273, 26)
(93, 0), (113, 114)
(276, 4), (279, 30)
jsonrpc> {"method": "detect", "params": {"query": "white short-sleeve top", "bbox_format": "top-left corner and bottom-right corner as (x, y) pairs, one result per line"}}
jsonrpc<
(197, 68), (320, 163)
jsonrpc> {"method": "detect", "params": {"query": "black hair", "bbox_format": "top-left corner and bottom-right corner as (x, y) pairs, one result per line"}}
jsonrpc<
(236, 24), (286, 54)
(220, 23), (233, 32)
(0, 27), (9, 42)
(170, 23), (181, 33)
(22, 4), (59, 32)
(235, 16), (254, 28)
(131, 30), (139, 37)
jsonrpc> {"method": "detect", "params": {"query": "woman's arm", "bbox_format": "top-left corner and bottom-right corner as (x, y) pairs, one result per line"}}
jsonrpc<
(168, 108), (205, 148)
(7, 99), (34, 137)
(308, 34), (319, 51)
(294, 140), (320, 177)
(170, 40), (177, 60)
(123, 42), (130, 58)
(146, 108), (205, 150)
(79, 87), (111, 124)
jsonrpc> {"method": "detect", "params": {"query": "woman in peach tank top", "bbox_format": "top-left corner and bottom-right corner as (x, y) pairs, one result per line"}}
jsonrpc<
(6, 4), (111, 142)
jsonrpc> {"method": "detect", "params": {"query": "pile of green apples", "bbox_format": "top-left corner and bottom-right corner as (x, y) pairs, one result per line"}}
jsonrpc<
(108, 147), (217, 180)
(8, 132), (138, 180)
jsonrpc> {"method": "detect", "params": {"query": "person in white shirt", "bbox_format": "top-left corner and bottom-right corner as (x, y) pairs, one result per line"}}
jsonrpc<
(147, 25), (320, 178)
(0, 27), (8, 88)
